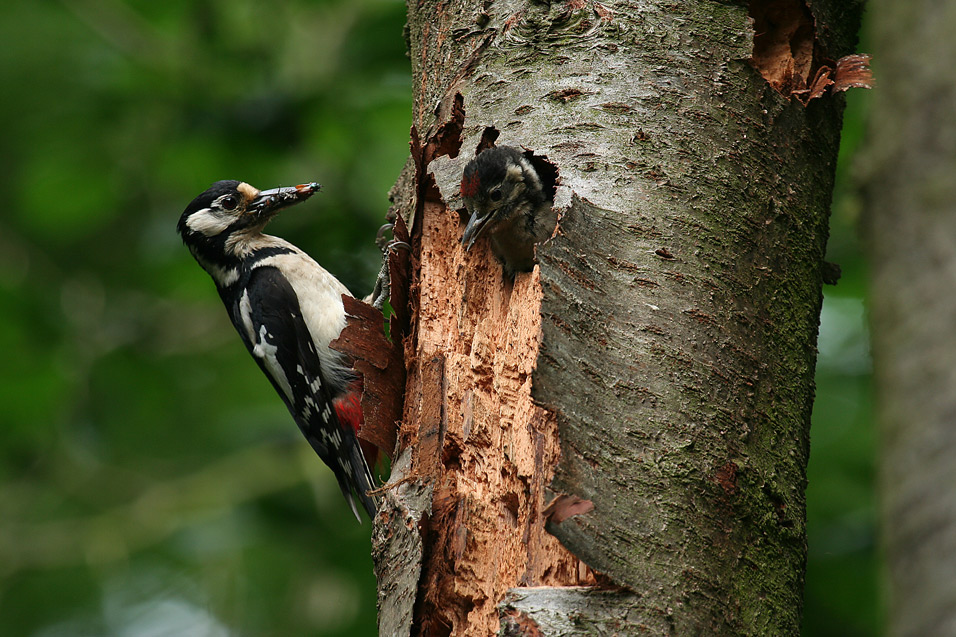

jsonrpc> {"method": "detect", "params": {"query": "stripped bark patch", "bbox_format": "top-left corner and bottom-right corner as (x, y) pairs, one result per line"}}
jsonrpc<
(715, 461), (739, 496)
(546, 87), (592, 103)
(500, 608), (545, 637)
(544, 494), (595, 524)
(332, 214), (410, 462)
(331, 297), (403, 460)
(425, 93), (465, 166)
(749, 0), (814, 94)
(684, 308), (718, 328)
(605, 255), (641, 272)
(593, 2), (613, 21)
(655, 247), (675, 260)
(402, 116), (592, 633)
(476, 125), (500, 154)
(748, 1), (872, 104)
(599, 101), (634, 114)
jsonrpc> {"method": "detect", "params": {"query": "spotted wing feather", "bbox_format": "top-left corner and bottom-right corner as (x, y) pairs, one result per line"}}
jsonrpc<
(227, 266), (377, 521)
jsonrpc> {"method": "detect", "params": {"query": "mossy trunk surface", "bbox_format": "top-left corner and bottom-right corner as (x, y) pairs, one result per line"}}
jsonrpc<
(372, 1), (862, 635)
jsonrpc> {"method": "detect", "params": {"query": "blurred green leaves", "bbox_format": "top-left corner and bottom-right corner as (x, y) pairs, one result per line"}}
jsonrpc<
(804, 87), (881, 636)
(0, 0), (409, 635)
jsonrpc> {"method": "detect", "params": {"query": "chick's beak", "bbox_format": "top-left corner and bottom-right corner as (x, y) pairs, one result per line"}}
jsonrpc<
(250, 182), (321, 216)
(461, 209), (492, 251)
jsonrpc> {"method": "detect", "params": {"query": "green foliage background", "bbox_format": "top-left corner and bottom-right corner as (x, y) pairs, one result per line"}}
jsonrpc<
(0, 1), (876, 635)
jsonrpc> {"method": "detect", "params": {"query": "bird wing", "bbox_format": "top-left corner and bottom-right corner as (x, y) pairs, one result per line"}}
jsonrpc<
(228, 265), (377, 521)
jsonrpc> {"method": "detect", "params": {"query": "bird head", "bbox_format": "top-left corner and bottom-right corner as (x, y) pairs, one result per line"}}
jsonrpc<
(460, 146), (543, 251)
(178, 180), (321, 245)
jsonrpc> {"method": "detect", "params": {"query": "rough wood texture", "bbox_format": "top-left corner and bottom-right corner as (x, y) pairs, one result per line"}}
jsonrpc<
(381, 0), (863, 634)
(864, 1), (956, 635)
(399, 191), (593, 635)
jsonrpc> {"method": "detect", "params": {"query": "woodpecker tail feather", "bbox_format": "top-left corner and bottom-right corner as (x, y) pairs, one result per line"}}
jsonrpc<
(335, 429), (378, 522)
(332, 387), (378, 521)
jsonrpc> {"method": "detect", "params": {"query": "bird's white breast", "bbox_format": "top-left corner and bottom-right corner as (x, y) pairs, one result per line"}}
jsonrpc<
(254, 247), (352, 384)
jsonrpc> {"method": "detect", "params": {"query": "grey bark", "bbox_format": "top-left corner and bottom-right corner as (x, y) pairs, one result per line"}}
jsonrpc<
(499, 587), (647, 635)
(372, 448), (432, 637)
(384, 0), (863, 634)
(864, 2), (956, 636)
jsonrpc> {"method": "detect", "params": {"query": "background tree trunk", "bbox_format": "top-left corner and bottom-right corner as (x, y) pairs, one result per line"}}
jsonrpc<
(865, 2), (956, 635)
(373, 1), (863, 634)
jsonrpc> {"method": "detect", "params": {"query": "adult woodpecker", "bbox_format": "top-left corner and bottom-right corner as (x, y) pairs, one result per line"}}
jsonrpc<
(177, 180), (377, 521)
(460, 146), (557, 277)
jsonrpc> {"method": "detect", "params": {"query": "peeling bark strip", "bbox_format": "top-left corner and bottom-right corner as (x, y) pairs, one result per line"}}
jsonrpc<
(542, 494), (594, 525)
(748, 0), (871, 104)
(384, 0), (863, 635)
(333, 216), (411, 465)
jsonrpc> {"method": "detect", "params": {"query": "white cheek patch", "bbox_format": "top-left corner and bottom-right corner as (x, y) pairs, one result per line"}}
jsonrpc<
(186, 208), (233, 237)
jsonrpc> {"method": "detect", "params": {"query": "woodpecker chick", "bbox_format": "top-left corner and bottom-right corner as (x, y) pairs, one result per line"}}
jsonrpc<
(178, 180), (377, 522)
(460, 146), (556, 277)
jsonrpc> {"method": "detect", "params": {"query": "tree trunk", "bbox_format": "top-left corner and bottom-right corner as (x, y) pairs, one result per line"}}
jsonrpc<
(371, 1), (862, 634)
(865, 2), (956, 635)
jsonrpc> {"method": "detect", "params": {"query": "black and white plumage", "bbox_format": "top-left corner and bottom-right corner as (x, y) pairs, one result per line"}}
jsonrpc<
(460, 146), (557, 277)
(177, 180), (377, 521)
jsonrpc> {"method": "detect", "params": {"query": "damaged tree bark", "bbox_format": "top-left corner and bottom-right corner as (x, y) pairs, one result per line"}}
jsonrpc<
(368, 1), (863, 634)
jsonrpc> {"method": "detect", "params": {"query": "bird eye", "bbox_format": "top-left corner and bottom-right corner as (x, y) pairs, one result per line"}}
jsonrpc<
(489, 189), (503, 202)
(220, 196), (239, 210)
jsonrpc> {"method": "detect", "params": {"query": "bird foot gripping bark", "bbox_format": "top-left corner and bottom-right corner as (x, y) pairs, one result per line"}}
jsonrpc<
(367, 222), (411, 310)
